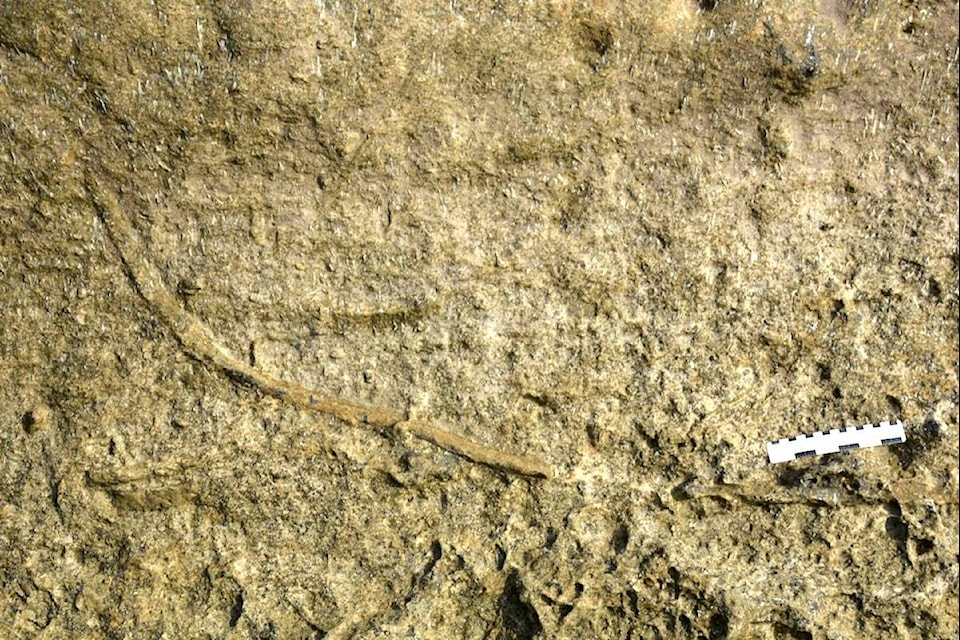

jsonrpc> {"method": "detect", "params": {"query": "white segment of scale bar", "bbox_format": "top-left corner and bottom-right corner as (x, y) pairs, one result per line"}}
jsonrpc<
(766, 420), (906, 464)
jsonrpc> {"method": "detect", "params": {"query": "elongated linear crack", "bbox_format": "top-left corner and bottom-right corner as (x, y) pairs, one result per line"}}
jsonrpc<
(88, 179), (553, 479)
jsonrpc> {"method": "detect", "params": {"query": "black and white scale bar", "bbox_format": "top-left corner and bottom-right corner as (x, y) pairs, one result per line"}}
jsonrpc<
(766, 420), (906, 464)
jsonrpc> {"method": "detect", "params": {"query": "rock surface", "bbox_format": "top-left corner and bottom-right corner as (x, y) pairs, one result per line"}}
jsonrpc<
(1, 1), (957, 638)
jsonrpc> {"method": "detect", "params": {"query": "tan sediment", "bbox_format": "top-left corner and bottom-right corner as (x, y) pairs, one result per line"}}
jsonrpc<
(88, 178), (552, 479)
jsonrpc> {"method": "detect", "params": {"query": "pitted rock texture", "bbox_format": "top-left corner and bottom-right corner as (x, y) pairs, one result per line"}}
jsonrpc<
(1, 2), (957, 638)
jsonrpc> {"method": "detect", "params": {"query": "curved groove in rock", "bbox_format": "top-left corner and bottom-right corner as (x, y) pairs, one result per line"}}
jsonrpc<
(87, 178), (553, 479)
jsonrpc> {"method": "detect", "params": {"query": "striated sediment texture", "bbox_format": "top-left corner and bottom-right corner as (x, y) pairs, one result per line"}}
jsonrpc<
(1, 2), (957, 638)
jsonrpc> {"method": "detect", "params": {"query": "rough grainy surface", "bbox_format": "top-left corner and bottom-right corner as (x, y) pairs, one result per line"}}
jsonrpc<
(1, 1), (957, 638)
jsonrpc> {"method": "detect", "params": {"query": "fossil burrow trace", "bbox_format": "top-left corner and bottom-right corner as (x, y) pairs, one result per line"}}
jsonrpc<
(88, 178), (554, 479)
